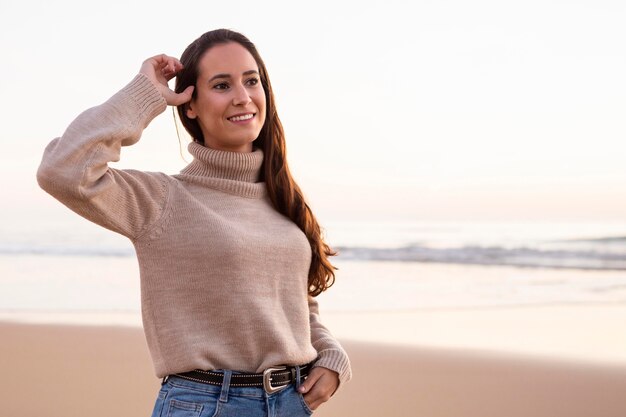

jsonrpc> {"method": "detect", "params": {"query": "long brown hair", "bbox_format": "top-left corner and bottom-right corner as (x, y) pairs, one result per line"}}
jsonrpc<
(175, 29), (336, 296)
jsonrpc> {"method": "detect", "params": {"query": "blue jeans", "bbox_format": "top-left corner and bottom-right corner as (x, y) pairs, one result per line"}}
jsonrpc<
(150, 367), (314, 417)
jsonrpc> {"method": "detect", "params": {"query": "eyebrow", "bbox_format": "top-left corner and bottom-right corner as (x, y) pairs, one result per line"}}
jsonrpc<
(208, 70), (259, 83)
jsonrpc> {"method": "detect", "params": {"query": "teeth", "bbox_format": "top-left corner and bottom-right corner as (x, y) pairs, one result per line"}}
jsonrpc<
(229, 113), (254, 122)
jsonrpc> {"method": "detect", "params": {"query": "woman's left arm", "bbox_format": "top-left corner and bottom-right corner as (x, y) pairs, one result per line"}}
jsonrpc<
(298, 295), (352, 410)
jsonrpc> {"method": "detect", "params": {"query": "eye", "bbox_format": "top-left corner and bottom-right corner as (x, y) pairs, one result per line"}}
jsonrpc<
(246, 77), (260, 86)
(213, 82), (229, 90)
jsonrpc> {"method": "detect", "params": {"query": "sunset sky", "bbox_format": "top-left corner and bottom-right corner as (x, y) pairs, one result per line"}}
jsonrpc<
(1, 0), (625, 229)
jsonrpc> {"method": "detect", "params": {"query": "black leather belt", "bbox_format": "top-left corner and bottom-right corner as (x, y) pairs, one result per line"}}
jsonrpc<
(166, 363), (312, 394)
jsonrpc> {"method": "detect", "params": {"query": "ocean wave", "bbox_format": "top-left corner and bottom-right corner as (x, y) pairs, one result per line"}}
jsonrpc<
(0, 244), (134, 257)
(562, 236), (626, 244)
(3, 239), (626, 271)
(335, 244), (626, 271)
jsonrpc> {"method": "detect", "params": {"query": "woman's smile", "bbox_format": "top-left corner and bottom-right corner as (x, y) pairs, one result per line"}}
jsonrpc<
(227, 112), (256, 123)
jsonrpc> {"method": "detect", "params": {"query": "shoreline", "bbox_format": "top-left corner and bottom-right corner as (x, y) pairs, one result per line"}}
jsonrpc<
(2, 301), (626, 367)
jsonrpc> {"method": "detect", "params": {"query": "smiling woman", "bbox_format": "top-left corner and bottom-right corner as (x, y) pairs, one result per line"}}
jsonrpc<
(183, 43), (266, 152)
(36, 28), (351, 416)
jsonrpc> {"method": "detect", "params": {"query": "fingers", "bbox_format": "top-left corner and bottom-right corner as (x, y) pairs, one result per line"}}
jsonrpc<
(164, 85), (194, 106)
(141, 54), (184, 82)
(298, 367), (339, 411)
(139, 54), (193, 106)
(155, 54), (184, 81)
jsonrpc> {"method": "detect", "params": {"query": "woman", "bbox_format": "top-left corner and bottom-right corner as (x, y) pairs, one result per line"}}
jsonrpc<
(37, 29), (351, 416)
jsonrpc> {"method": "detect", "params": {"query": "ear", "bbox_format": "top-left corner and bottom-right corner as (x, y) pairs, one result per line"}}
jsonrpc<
(186, 102), (197, 120)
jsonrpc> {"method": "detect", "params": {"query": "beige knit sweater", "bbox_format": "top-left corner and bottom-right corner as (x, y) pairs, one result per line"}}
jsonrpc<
(37, 74), (351, 385)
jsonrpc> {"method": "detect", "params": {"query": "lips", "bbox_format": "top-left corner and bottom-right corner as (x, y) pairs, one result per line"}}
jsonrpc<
(227, 113), (255, 122)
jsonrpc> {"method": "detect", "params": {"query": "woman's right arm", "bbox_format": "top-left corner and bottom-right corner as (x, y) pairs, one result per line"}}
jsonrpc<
(36, 55), (194, 239)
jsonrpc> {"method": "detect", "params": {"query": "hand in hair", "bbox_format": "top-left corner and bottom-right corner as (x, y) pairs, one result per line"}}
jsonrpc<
(140, 54), (194, 106)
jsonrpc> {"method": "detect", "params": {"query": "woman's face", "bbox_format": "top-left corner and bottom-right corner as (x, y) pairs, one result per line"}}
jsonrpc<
(187, 42), (266, 152)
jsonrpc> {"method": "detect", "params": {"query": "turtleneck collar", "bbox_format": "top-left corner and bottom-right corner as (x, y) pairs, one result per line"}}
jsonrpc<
(177, 142), (266, 198)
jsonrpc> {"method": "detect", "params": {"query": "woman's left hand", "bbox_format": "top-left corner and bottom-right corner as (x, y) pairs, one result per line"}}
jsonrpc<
(298, 367), (339, 411)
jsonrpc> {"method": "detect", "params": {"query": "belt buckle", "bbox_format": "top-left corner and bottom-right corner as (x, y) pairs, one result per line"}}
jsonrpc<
(263, 366), (288, 394)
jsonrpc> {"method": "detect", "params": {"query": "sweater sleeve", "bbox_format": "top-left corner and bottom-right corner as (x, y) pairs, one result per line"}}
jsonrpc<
(36, 74), (169, 240)
(308, 295), (352, 387)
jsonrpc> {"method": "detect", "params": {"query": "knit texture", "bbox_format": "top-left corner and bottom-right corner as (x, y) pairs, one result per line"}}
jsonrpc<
(37, 74), (351, 385)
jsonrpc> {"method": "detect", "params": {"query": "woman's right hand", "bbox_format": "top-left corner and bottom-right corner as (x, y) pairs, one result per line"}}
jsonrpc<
(140, 54), (194, 106)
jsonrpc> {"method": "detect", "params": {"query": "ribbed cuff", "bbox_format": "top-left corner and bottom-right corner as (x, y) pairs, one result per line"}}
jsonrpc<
(313, 347), (352, 388)
(121, 73), (168, 127)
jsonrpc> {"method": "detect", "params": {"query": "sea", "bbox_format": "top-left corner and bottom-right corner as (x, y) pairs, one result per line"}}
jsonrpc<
(1, 220), (626, 325)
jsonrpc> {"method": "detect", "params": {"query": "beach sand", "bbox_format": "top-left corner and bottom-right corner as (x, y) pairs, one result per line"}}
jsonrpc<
(2, 305), (626, 417)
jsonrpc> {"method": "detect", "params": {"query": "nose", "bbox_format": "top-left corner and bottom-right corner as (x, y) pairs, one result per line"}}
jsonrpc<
(232, 84), (252, 106)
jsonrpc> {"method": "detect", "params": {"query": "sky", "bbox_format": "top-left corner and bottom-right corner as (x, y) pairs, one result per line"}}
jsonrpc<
(1, 0), (625, 231)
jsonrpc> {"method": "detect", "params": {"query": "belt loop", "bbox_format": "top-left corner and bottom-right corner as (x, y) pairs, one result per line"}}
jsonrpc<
(161, 375), (169, 385)
(219, 370), (232, 403)
(295, 365), (303, 390)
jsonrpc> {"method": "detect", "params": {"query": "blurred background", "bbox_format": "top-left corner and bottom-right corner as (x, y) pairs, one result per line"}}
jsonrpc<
(0, 0), (625, 343)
